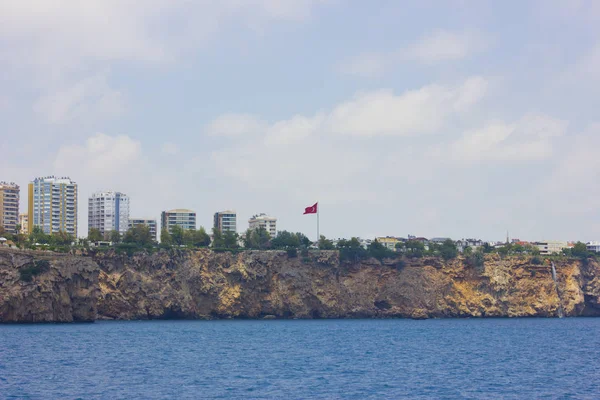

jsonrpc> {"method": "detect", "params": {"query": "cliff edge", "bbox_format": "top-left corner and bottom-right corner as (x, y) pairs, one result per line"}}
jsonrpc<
(2, 247), (600, 322)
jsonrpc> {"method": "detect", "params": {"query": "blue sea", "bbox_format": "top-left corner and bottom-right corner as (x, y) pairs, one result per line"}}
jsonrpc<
(1, 319), (599, 399)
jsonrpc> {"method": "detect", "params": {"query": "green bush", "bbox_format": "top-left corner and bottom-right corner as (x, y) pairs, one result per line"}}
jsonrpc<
(286, 248), (298, 258)
(19, 260), (51, 282)
(531, 256), (542, 265)
(466, 251), (485, 271)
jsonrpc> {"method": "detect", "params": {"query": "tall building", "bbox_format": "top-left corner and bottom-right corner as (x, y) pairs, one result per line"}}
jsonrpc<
(19, 213), (28, 235)
(88, 191), (130, 237)
(213, 210), (237, 233)
(129, 218), (157, 241)
(28, 177), (78, 236)
(248, 213), (277, 237)
(0, 182), (19, 234)
(161, 209), (196, 233)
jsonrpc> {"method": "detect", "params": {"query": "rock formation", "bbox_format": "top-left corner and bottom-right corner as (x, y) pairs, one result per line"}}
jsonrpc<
(1, 247), (600, 322)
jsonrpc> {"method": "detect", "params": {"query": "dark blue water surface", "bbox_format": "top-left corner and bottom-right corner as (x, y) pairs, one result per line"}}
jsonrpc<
(1, 318), (599, 399)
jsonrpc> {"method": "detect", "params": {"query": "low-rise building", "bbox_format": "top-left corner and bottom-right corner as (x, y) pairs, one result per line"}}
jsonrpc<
(587, 242), (600, 253)
(248, 213), (277, 237)
(129, 218), (158, 241)
(19, 213), (28, 235)
(375, 236), (401, 250)
(456, 238), (485, 252)
(533, 241), (569, 255)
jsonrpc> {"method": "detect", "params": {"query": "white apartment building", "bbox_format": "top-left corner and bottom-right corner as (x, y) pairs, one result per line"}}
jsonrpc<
(587, 242), (600, 253)
(28, 176), (78, 236)
(89, 191), (130, 237)
(0, 182), (19, 234)
(214, 210), (237, 233)
(248, 213), (277, 237)
(161, 209), (196, 233)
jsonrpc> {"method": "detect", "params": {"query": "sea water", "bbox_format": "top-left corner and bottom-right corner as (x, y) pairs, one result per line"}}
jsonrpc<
(1, 318), (599, 399)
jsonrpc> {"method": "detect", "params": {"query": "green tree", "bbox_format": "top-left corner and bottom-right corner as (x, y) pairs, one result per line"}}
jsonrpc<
(123, 225), (153, 247)
(50, 231), (73, 246)
(405, 240), (425, 258)
(223, 230), (239, 249)
(482, 242), (494, 253)
(160, 228), (173, 246)
(29, 226), (49, 244)
(109, 230), (121, 244)
(367, 239), (395, 261)
(243, 227), (271, 249)
(171, 225), (185, 246)
(439, 239), (458, 261)
(338, 237), (368, 262)
(212, 227), (225, 248)
(572, 242), (589, 259)
(296, 232), (312, 248)
(271, 230), (300, 249)
(318, 235), (335, 250)
(463, 246), (473, 256)
(88, 228), (103, 242)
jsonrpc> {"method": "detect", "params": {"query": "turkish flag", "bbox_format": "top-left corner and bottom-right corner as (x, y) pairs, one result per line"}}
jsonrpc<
(303, 202), (318, 214)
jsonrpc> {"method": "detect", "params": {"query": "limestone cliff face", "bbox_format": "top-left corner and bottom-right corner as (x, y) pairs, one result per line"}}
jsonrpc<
(0, 248), (98, 322)
(2, 247), (600, 322)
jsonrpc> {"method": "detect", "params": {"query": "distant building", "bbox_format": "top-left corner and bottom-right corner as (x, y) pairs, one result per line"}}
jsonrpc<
(19, 213), (28, 235)
(0, 182), (19, 234)
(430, 237), (452, 244)
(129, 218), (157, 241)
(88, 191), (130, 237)
(214, 210), (237, 233)
(375, 236), (401, 250)
(248, 213), (277, 237)
(533, 241), (569, 255)
(587, 242), (600, 253)
(161, 209), (196, 233)
(456, 238), (485, 252)
(28, 176), (78, 236)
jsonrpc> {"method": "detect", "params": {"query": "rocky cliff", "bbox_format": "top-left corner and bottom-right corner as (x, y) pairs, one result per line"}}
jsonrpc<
(2, 247), (600, 322)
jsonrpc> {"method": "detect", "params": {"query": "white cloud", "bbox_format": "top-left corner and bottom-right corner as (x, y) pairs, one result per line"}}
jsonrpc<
(326, 77), (487, 136)
(161, 143), (180, 155)
(33, 73), (124, 124)
(206, 113), (267, 137)
(208, 77), (487, 193)
(339, 30), (487, 77)
(337, 53), (388, 78)
(403, 30), (486, 64)
(54, 133), (142, 179)
(451, 113), (568, 162)
(0, 0), (329, 70)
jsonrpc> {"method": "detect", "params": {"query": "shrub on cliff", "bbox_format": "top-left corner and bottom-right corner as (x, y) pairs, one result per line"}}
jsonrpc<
(466, 251), (485, 271)
(338, 238), (368, 262)
(439, 239), (458, 261)
(367, 240), (396, 261)
(19, 260), (51, 282)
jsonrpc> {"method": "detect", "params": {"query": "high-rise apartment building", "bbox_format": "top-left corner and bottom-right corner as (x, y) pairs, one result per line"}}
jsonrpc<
(88, 191), (130, 237)
(248, 213), (277, 237)
(213, 210), (237, 233)
(161, 209), (196, 233)
(19, 213), (28, 235)
(28, 177), (78, 236)
(0, 182), (19, 234)
(129, 218), (157, 241)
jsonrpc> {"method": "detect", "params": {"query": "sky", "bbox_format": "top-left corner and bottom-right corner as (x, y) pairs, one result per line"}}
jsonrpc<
(1, 0), (600, 242)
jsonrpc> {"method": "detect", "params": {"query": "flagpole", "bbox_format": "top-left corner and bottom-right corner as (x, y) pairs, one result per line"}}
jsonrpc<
(317, 202), (319, 242)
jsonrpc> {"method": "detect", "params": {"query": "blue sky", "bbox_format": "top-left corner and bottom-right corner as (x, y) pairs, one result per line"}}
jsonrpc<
(1, 0), (599, 241)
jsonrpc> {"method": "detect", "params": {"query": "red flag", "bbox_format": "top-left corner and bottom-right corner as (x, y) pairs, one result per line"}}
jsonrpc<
(303, 202), (318, 214)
